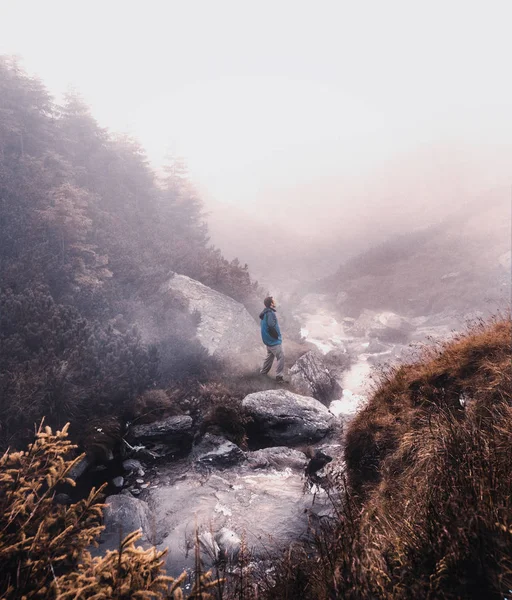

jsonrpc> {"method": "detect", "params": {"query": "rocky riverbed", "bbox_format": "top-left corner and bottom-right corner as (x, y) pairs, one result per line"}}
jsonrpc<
(88, 281), (462, 578)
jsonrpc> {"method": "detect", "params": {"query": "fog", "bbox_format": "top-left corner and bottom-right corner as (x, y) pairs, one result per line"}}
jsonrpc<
(2, 0), (511, 288)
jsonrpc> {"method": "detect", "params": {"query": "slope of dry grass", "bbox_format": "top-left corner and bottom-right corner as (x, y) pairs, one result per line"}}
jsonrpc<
(263, 315), (512, 599)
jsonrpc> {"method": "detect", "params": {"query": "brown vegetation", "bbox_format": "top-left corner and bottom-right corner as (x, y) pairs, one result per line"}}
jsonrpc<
(260, 316), (512, 599)
(0, 422), (220, 599)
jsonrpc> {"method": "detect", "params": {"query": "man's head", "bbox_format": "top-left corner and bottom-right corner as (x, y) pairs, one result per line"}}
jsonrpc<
(264, 296), (276, 309)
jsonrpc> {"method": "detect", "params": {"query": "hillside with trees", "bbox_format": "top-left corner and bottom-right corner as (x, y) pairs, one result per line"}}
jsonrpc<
(0, 56), (262, 450)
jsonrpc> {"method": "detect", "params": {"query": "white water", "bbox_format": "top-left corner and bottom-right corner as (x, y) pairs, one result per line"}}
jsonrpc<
(300, 308), (372, 417)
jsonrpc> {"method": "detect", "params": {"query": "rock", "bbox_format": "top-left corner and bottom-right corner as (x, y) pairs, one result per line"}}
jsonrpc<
(246, 447), (307, 471)
(101, 495), (151, 549)
(290, 351), (342, 405)
(54, 493), (72, 505)
(351, 310), (413, 343)
(68, 455), (91, 481)
(242, 389), (335, 446)
(350, 309), (379, 337)
(161, 273), (261, 364)
(112, 476), (124, 488)
(366, 339), (390, 354)
(149, 459), (330, 574)
(216, 528), (241, 560)
(122, 458), (144, 473)
(192, 434), (246, 469)
(129, 415), (193, 455)
(368, 311), (414, 344)
(305, 449), (333, 477)
(199, 531), (220, 561)
(324, 349), (352, 380)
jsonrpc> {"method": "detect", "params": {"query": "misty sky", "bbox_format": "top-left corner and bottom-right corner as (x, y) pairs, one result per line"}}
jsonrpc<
(1, 0), (511, 239)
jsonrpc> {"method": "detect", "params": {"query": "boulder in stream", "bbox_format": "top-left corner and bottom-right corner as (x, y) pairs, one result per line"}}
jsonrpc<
(289, 351), (342, 405)
(246, 446), (307, 471)
(192, 433), (246, 469)
(242, 389), (335, 446)
(128, 415), (194, 456)
(99, 494), (152, 552)
(369, 312), (414, 343)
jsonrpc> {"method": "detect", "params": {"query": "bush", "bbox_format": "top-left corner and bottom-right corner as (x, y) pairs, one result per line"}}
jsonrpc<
(0, 287), (157, 450)
(0, 422), (220, 599)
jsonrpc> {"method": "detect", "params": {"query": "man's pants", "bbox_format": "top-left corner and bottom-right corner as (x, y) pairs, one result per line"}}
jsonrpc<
(260, 344), (285, 376)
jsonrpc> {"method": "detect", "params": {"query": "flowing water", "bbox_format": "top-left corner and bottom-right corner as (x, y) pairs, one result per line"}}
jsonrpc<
(300, 308), (373, 417)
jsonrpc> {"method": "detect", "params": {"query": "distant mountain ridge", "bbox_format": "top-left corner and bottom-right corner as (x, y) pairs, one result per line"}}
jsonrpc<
(318, 188), (511, 318)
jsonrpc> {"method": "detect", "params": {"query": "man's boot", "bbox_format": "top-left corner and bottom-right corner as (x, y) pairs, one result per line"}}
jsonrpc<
(276, 375), (289, 384)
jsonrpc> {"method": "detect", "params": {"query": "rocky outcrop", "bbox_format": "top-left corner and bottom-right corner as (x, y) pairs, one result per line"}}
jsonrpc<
(192, 433), (246, 469)
(160, 273), (262, 364)
(128, 415), (193, 456)
(242, 389), (335, 446)
(289, 351), (342, 405)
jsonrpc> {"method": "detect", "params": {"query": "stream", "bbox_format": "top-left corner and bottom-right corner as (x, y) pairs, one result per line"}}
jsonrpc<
(299, 307), (373, 418)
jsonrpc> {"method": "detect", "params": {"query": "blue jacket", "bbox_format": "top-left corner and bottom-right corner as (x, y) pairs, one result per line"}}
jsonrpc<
(259, 307), (282, 346)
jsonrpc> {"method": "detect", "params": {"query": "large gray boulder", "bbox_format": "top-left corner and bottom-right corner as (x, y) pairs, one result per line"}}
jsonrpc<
(160, 273), (262, 364)
(128, 415), (193, 456)
(242, 389), (335, 446)
(290, 351), (342, 405)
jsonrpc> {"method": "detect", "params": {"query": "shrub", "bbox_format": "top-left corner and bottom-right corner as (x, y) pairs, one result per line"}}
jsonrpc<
(0, 422), (220, 599)
(130, 389), (182, 425)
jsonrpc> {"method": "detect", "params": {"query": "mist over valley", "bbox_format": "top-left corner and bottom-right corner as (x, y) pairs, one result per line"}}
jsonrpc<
(1, 3), (511, 598)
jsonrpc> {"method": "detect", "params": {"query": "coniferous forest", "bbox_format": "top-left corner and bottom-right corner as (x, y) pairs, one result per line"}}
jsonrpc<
(0, 56), (261, 450)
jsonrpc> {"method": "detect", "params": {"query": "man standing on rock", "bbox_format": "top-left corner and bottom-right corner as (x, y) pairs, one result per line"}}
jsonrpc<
(259, 296), (287, 383)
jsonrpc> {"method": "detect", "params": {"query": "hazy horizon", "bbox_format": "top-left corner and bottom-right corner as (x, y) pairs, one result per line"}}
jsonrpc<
(1, 0), (511, 280)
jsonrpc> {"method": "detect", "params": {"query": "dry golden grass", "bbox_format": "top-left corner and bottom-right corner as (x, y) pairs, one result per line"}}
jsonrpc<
(0, 422), (221, 599)
(260, 315), (512, 599)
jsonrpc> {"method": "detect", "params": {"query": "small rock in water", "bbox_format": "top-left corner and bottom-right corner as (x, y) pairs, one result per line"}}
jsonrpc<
(122, 458), (143, 472)
(130, 488), (141, 496)
(112, 476), (124, 488)
(141, 483), (149, 489)
(136, 478), (144, 484)
(215, 528), (241, 560)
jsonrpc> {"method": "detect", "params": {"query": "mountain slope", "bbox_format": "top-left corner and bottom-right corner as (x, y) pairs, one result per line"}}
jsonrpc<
(320, 189), (511, 317)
